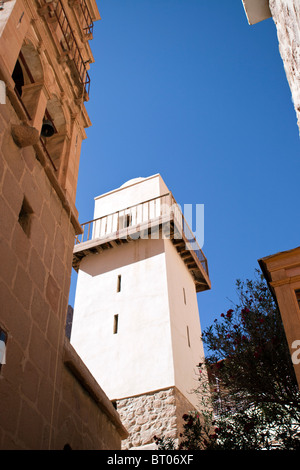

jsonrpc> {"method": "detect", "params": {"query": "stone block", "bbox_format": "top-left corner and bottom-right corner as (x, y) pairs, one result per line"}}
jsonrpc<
(13, 265), (33, 310)
(37, 376), (56, 424)
(1, 166), (24, 216)
(21, 360), (40, 403)
(1, 128), (25, 182)
(21, 171), (44, 217)
(0, 238), (19, 288)
(28, 324), (51, 375)
(46, 310), (60, 350)
(40, 202), (57, 244)
(43, 236), (54, 272)
(2, 337), (25, 386)
(22, 146), (36, 173)
(0, 195), (16, 240)
(28, 248), (46, 294)
(51, 253), (65, 289)
(46, 274), (61, 313)
(54, 228), (66, 262)
(11, 123), (39, 148)
(0, 381), (22, 435)
(18, 401), (44, 449)
(11, 222), (31, 269)
(49, 188), (63, 226)
(0, 281), (31, 351)
(31, 288), (50, 332)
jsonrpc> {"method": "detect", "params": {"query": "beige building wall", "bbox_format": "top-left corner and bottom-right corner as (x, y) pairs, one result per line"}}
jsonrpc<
(0, 0), (127, 449)
(259, 248), (300, 388)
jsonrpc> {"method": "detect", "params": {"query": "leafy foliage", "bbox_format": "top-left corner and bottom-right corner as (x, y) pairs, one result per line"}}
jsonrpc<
(203, 271), (299, 412)
(155, 271), (300, 450)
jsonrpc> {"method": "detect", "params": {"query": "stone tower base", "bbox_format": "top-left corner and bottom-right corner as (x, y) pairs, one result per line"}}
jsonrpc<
(115, 386), (198, 450)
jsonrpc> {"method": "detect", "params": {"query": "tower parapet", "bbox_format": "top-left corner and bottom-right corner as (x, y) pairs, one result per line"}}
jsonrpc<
(73, 175), (210, 293)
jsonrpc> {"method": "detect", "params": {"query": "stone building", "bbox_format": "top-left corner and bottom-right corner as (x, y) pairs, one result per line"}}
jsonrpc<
(0, 0), (127, 449)
(242, 0), (300, 388)
(70, 174), (211, 449)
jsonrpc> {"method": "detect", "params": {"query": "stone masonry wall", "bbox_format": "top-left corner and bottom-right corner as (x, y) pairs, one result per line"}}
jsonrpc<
(116, 387), (198, 450)
(0, 95), (73, 448)
(269, 0), (300, 133)
(0, 0), (125, 450)
(116, 388), (177, 449)
(0, 89), (125, 451)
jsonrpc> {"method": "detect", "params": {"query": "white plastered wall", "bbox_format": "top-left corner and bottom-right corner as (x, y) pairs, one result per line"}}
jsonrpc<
(71, 173), (206, 406)
(93, 174), (169, 219)
(164, 239), (205, 410)
(71, 237), (175, 400)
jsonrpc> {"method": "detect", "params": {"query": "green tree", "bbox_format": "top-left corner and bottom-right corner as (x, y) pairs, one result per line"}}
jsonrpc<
(203, 271), (299, 412)
(155, 271), (300, 450)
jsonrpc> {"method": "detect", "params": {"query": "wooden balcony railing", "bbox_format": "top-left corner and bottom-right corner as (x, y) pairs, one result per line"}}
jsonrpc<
(43, 0), (91, 95)
(74, 193), (209, 276)
(79, 0), (94, 36)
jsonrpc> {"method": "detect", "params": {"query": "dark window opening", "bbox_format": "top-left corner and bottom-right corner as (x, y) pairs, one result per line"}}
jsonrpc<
(18, 197), (33, 237)
(113, 315), (119, 335)
(119, 214), (132, 229)
(117, 275), (121, 293)
(183, 287), (186, 305)
(186, 326), (191, 348)
(295, 290), (300, 309)
(12, 59), (24, 97)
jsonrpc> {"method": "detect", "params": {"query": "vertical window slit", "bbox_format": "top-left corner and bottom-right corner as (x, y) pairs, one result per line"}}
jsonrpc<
(187, 326), (191, 348)
(113, 314), (119, 334)
(117, 275), (121, 293)
(295, 290), (300, 309)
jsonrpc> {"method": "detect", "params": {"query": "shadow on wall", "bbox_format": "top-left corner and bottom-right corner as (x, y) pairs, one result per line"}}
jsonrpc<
(78, 237), (166, 277)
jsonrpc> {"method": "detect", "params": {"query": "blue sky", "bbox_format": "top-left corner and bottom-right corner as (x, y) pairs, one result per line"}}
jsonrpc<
(69, 0), (300, 333)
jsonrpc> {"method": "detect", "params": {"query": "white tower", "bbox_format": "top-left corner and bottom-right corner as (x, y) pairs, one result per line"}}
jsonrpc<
(71, 174), (211, 449)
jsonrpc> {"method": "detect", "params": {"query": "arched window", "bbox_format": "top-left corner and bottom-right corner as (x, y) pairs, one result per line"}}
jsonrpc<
(41, 95), (67, 172)
(11, 41), (67, 173)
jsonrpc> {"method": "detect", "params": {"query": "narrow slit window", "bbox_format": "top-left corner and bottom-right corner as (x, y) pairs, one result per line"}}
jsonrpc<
(186, 326), (191, 348)
(295, 290), (300, 309)
(183, 287), (186, 305)
(113, 315), (119, 334)
(117, 275), (121, 293)
(18, 197), (33, 237)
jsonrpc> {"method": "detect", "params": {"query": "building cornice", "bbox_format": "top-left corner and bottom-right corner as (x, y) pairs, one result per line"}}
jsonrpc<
(241, 0), (271, 25)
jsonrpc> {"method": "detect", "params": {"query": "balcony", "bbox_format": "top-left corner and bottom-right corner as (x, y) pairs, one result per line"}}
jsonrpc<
(41, 0), (91, 95)
(77, 0), (94, 36)
(73, 193), (211, 292)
